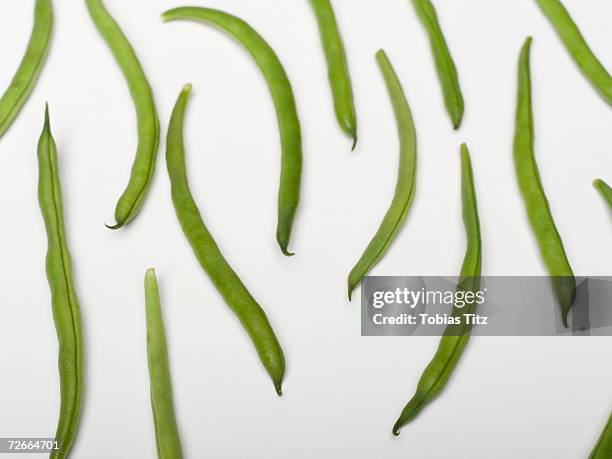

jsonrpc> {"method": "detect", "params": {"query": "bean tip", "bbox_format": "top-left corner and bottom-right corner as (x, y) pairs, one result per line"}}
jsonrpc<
(105, 222), (122, 230)
(183, 83), (193, 93)
(350, 133), (358, 151)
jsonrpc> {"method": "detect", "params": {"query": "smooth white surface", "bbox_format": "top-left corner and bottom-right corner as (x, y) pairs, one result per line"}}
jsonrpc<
(0, 0), (611, 458)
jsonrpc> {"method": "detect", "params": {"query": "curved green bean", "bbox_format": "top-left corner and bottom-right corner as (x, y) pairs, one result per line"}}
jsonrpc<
(166, 84), (286, 394)
(593, 179), (612, 210)
(410, 0), (464, 129)
(347, 50), (417, 300)
(162, 7), (302, 256)
(37, 106), (83, 459)
(0, 0), (52, 138)
(590, 413), (612, 459)
(85, 0), (160, 229)
(514, 37), (575, 327)
(534, 0), (612, 106)
(144, 269), (183, 459)
(393, 143), (482, 436)
(308, 0), (357, 149)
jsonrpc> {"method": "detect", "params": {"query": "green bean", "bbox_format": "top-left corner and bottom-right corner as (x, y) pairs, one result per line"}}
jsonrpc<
(162, 7), (302, 256)
(85, 0), (160, 229)
(513, 37), (575, 327)
(347, 50), (417, 300)
(0, 0), (52, 138)
(166, 84), (286, 394)
(392, 143), (482, 436)
(534, 0), (612, 106)
(308, 0), (357, 149)
(144, 269), (183, 459)
(590, 413), (612, 459)
(410, 0), (464, 129)
(37, 106), (83, 459)
(593, 179), (612, 210)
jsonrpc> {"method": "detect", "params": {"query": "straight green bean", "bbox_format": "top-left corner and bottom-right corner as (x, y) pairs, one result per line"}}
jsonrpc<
(308, 0), (357, 148)
(163, 7), (302, 256)
(590, 413), (612, 459)
(513, 37), (575, 327)
(593, 179), (612, 210)
(166, 84), (286, 394)
(0, 0), (52, 138)
(144, 269), (183, 459)
(347, 50), (417, 300)
(85, 0), (160, 229)
(410, 0), (464, 129)
(37, 106), (83, 459)
(534, 0), (612, 106)
(392, 143), (482, 436)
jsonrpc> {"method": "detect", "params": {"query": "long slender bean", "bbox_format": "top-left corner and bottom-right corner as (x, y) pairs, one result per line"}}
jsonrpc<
(308, 0), (357, 148)
(85, 0), (160, 229)
(347, 50), (417, 300)
(37, 106), (83, 459)
(593, 179), (612, 210)
(590, 413), (612, 459)
(144, 269), (183, 459)
(392, 143), (482, 436)
(513, 37), (575, 327)
(163, 7), (302, 256)
(0, 0), (52, 138)
(410, 0), (464, 129)
(534, 0), (612, 106)
(166, 84), (286, 394)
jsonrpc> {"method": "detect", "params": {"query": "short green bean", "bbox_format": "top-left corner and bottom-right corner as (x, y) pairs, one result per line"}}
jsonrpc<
(590, 413), (612, 459)
(535, 0), (612, 106)
(144, 269), (183, 459)
(513, 37), (575, 327)
(392, 143), (482, 436)
(166, 84), (286, 394)
(593, 179), (612, 210)
(37, 106), (83, 459)
(85, 0), (160, 229)
(163, 7), (302, 256)
(0, 0), (52, 138)
(308, 0), (357, 148)
(410, 0), (464, 129)
(347, 50), (417, 300)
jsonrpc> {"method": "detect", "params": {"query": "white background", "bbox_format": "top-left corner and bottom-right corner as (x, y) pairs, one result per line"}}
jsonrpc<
(0, 1), (611, 458)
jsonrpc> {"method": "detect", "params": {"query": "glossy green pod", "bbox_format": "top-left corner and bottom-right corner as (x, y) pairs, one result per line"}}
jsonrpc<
(590, 413), (612, 459)
(85, 0), (160, 229)
(38, 106), (83, 459)
(166, 84), (286, 394)
(144, 269), (183, 459)
(593, 179), (612, 210)
(392, 143), (482, 436)
(410, 0), (464, 129)
(0, 0), (52, 138)
(348, 50), (417, 300)
(308, 0), (357, 148)
(535, 0), (612, 106)
(163, 7), (302, 256)
(513, 37), (575, 327)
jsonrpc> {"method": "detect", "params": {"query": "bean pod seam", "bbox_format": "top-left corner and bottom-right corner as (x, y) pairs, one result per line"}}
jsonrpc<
(166, 84), (286, 394)
(348, 50), (417, 300)
(392, 143), (481, 436)
(0, 0), (53, 138)
(37, 106), (84, 459)
(85, 0), (160, 229)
